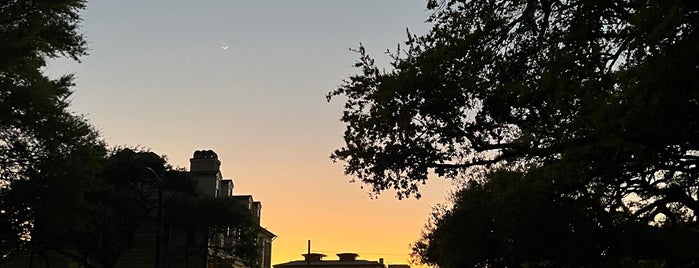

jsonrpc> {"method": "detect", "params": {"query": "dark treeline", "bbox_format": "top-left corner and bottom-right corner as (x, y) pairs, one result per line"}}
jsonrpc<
(0, 1), (258, 267)
(330, 0), (699, 267)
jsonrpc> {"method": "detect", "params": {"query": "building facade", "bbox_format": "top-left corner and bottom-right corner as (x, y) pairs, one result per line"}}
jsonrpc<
(186, 150), (275, 268)
(116, 150), (275, 268)
(2, 150), (273, 268)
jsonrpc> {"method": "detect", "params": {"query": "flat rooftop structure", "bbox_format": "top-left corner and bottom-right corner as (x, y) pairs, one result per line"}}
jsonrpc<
(274, 253), (393, 268)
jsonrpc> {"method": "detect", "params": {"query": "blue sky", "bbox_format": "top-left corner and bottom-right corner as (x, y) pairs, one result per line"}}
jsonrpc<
(46, 1), (453, 265)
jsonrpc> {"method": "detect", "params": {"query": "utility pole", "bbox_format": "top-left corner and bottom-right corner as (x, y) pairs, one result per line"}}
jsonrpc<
(145, 167), (163, 268)
(307, 240), (311, 267)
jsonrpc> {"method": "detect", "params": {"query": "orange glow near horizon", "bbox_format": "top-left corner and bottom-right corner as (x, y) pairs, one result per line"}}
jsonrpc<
(213, 150), (453, 267)
(44, 1), (452, 267)
(153, 145), (453, 267)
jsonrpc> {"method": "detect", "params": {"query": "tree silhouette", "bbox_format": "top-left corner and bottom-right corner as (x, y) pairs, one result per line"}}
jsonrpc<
(0, 2), (259, 266)
(0, 0), (108, 260)
(79, 148), (260, 268)
(329, 0), (699, 266)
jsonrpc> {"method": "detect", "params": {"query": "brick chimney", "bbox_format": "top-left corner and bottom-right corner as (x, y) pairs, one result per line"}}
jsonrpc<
(190, 150), (220, 172)
(189, 150), (222, 197)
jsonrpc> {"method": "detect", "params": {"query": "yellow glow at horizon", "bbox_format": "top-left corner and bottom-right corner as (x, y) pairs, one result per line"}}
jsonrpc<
(216, 151), (453, 267)
(43, 1), (449, 266)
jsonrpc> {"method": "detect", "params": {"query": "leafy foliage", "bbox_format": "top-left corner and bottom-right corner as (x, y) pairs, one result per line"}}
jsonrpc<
(0, 0), (106, 259)
(329, 0), (699, 265)
(166, 195), (260, 267)
(60, 148), (261, 268)
(71, 148), (168, 267)
(0, 2), (260, 266)
(413, 170), (699, 267)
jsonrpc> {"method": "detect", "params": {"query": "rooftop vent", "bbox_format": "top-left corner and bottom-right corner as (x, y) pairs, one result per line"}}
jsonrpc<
(302, 253), (326, 262)
(337, 253), (359, 261)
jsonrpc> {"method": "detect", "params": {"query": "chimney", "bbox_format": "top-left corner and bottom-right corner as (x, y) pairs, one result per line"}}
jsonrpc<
(190, 150), (222, 197)
(337, 253), (359, 261)
(252, 201), (262, 224)
(190, 150), (221, 172)
(379, 258), (384, 264)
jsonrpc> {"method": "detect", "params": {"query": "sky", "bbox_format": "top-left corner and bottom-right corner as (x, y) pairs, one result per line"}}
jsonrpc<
(46, 1), (456, 266)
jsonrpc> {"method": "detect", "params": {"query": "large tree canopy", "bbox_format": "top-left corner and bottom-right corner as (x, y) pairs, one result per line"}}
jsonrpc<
(0, 0), (108, 258)
(1, 2), (261, 266)
(329, 0), (698, 265)
(80, 148), (260, 268)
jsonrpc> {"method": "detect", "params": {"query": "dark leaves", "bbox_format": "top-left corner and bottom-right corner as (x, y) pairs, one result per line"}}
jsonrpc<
(331, 0), (699, 265)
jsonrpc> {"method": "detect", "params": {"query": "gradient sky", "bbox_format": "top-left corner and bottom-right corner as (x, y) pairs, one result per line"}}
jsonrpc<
(46, 1), (456, 266)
